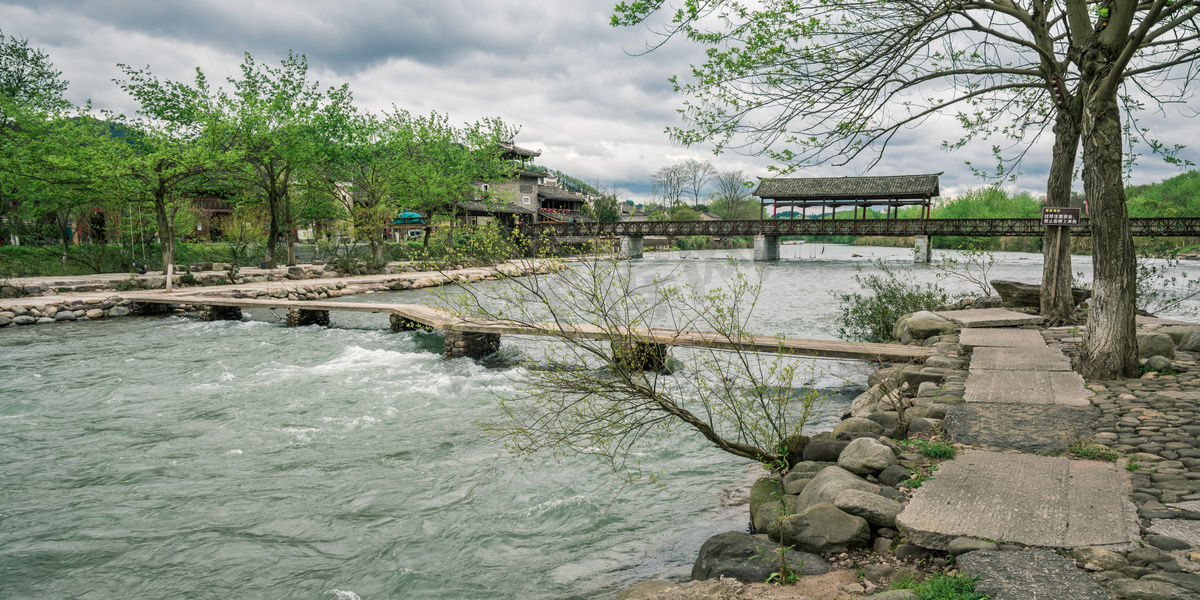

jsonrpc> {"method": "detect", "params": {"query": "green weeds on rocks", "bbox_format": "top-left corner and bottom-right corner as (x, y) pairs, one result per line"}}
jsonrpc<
(892, 573), (991, 599)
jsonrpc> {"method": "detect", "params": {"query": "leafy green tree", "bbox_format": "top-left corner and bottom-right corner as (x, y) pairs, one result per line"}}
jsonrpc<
(108, 64), (233, 281)
(382, 111), (518, 240)
(592, 193), (621, 222)
(219, 52), (354, 268)
(0, 30), (72, 246)
(0, 29), (69, 121)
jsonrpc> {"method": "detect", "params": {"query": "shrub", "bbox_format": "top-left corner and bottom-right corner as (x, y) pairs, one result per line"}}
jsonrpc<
(834, 259), (949, 342)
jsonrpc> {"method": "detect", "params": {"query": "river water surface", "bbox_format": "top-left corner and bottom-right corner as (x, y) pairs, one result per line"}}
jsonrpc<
(1, 245), (1196, 599)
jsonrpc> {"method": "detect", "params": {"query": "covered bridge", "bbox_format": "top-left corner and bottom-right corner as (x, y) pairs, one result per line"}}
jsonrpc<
(753, 173), (942, 220)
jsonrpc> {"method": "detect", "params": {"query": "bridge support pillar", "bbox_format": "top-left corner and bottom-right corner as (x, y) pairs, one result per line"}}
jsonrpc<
(286, 308), (330, 327)
(445, 330), (501, 359)
(611, 339), (669, 372)
(753, 235), (780, 261)
(913, 235), (932, 264)
(131, 302), (173, 316)
(620, 236), (644, 259)
(200, 305), (242, 321)
(390, 313), (434, 333)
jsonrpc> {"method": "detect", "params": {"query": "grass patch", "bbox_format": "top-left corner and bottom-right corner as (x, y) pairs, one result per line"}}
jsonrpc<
(1067, 439), (1121, 462)
(893, 573), (991, 599)
(900, 438), (958, 460)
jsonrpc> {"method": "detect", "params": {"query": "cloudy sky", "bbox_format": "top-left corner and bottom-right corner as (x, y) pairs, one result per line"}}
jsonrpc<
(2, 0), (1195, 203)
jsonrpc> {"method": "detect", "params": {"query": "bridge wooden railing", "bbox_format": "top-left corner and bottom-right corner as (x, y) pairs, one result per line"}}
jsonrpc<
(529, 217), (1200, 238)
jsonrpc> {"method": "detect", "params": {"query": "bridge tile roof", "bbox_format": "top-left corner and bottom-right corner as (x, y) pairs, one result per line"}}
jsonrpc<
(754, 173), (941, 201)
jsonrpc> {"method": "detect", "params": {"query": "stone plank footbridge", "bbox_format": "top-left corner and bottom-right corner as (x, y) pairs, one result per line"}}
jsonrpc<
(120, 292), (934, 364)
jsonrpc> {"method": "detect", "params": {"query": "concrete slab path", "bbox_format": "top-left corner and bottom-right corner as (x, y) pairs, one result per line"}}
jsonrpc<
(896, 452), (1140, 551)
(942, 404), (1100, 454)
(964, 370), (1091, 406)
(958, 328), (1047, 350)
(936, 308), (1043, 328)
(970, 346), (1074, 371)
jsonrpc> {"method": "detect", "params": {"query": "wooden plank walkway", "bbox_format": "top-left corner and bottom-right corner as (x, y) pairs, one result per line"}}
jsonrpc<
(124, 293), (931, 363)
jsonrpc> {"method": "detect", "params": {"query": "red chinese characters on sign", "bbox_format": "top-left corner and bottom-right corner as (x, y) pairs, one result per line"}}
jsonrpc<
(1042, 207), (1081, 226)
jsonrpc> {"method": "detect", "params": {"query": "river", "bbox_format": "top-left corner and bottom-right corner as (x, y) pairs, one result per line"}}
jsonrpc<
(1, 244), (1196, 599)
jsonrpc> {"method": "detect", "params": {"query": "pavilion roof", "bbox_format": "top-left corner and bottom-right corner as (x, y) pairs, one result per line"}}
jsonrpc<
(753, 173), (942, 202)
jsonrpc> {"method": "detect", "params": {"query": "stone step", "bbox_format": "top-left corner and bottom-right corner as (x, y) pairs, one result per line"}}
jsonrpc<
(964, 370), (1092, 405)
(943, 404), (1100, 453)
(959, 328), (1048, 350)
(935, 308), (1043, 328)
(969, 346), (1073, 371)
(896, 452), (1139, 550)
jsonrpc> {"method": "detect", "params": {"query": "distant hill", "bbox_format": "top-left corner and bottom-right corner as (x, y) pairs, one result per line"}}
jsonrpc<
(1126, 170), (1200, 217)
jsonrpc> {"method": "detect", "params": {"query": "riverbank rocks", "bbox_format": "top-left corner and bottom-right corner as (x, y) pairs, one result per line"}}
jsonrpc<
(992, 279), (1091, 309)
(802, 440), (850, 462)
(894, 311), (958, 343)
(833, 488), (903, 528)
(837, 437), (898, 475)
(1138, 332), (1177, 359)
(850, 384), (904, 417)
(795, 466), (879, 511)
(691, 531), (829, 583)
(833, 417), (884, 438)
(773, 502), (871, 553)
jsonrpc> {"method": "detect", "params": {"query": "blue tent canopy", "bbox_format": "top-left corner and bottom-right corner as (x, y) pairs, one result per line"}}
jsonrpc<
(393, 211), (424, 224)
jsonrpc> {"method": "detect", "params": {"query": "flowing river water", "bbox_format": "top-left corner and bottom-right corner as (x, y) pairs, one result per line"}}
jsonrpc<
(1, 244), (1196, 599)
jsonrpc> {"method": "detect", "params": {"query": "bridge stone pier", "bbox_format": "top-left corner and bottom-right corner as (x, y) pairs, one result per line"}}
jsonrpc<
(445, 330), (501, 359)
(914, 235), (932, 264)
(620, 236), (644, 259)
(753, 235), (780, 261)
(200, 305), (242, 321)
(611, 339), (669, 371)
(390, 314), (434, 333)
(286, 308), (330, 327)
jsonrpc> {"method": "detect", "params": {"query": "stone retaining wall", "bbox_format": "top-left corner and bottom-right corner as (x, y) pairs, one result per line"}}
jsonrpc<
(0, 262), (556, 329)
(0, 260), (556, 298)
(0, 297), (134, 327)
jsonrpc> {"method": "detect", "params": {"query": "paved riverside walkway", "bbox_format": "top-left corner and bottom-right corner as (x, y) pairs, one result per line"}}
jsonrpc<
(898, 315), (1141, 556)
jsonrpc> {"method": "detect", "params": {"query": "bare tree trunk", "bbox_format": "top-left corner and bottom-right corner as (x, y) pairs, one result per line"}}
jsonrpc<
(1079, 62), (1138, 379)
(1041, 109), (1081, 326)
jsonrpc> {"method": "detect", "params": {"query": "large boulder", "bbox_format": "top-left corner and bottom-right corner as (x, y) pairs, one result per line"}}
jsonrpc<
(834, 489), (904, 528)
(838, 437), (898, 475)
(748, 476), (783, 531)
(1180, 328), (1200, 353)
(833, 417), (884, 438)
(802, 440), (850, 462)
(691, 531), (830, 583)
(775, 503), (871, 553)
(1156, 325), (1200, 345)
(850, 384), (886, 417)
(896, 311), (958, 341)
(796, 466), (878, 512)
(992, 279), (1091, 309)
(869, 366), (907, 389)
(1137, 331), (1176, 359)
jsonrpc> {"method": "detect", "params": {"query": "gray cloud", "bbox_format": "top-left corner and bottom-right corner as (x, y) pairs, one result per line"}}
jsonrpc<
(2, 0), (1194, 204)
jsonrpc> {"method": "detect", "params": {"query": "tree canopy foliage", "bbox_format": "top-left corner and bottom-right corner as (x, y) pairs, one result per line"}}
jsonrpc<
(0, 43), (541, 274)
